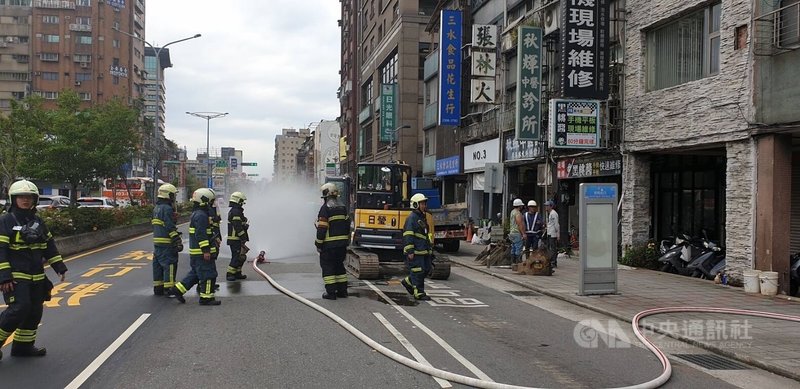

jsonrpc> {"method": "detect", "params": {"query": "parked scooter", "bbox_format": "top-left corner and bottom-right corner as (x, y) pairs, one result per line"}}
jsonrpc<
(689, 239), (725, 279)
(657, 234), (692, 273)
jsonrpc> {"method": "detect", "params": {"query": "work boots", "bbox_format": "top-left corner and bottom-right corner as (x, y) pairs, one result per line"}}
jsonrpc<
(235, 272), (247, 280)
(336, 283), (348, 298)
(199, 298), (221, 306)
(153, 285), (164, 296)
(167, 287), (185, 304)
(226, 273), (237, 282)
(11, 344), (47, 357)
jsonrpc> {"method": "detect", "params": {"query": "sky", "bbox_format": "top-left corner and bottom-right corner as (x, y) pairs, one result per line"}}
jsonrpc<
(146, 0), (341, 181)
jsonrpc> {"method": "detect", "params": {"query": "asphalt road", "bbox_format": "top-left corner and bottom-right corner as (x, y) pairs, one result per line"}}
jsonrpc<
(0, 225), (790, 388)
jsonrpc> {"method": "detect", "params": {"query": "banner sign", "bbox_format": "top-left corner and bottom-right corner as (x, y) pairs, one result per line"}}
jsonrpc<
(549, 99), (600, 148)
(435, 156), (460, 176)
(515, 26), (543, 141)
(557, 156), (622, 179)
(463, 138), (499, 172)
(472, 24), (497, 49)
(560, 0), (610, 99)
(380, 83), (396, 142)
(503, 133), (546, 161)
(438, 10), (462, 126)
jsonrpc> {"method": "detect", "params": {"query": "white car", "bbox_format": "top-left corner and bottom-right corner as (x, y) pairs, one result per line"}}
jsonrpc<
(77, 197), (118, 208)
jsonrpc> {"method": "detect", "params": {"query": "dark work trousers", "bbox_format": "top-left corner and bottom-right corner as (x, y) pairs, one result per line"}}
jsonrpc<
(0, 280), (46, 348)
(405, 254), (431, 298)
(176, 256), (218, 300)
(320, 246), (348, 294)
(153, 245), (179, 289)
(547, 237), (559, 267)
(227, 241), (243, 277)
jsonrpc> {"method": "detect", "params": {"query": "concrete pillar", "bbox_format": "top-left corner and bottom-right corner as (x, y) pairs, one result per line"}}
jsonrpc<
(621, 153), (651, 249)
(725, 139), (756, 283)
(754, 134), (792, 294)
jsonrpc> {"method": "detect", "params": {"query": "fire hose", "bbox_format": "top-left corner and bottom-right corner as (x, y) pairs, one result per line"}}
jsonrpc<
(252, 257), (800, 388)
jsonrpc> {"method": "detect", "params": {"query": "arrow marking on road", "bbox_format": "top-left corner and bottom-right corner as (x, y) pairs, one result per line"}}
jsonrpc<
(64, 313), (150, 389)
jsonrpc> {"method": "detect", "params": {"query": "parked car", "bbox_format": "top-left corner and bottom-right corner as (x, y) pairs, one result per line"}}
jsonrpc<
(77, 197), (118, 208)
(37, 195), (72, 210)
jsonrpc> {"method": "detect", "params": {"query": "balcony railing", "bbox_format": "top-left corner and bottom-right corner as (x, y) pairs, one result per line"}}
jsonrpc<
(458, 106), (515, 143)
(34, 0), (75, 9)
(754, 1), (800, 55)
(69, 24), (91, 32)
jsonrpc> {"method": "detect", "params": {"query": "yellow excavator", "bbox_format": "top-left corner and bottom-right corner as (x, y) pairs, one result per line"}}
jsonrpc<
(329, 161), (450, 280)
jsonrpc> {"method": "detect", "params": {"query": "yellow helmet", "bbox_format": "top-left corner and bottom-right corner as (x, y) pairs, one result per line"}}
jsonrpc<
(320, 182), (339, 198)
(8, 179), (39, 206)
(229, 191), (246, 205)
(410, 193), (428, 209)
(191, 188), (214, 206)
(157, 183), (178, 200)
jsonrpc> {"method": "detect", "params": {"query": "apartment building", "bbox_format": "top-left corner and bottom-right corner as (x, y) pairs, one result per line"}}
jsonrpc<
(273, 128), (311, 182)
(0, 1), (32, 114)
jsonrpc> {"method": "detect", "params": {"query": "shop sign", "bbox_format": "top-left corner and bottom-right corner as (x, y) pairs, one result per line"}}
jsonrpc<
(560, 0), (610, 99)
(463, 138), (499, 172)
(379, 83), (396, 142)
(435, 156), (460, 176)
(549, 99), (600, 148)
(438, 10), (462, 126)
(504, 134), (546, 161)
(515, 26), (543, 141)
(557, 156), (622, 179)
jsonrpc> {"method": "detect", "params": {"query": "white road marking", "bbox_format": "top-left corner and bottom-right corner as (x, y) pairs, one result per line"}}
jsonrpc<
(64, 313), (151, 389)
(373, 312), (452, 388)
(364, 281), (494, 382)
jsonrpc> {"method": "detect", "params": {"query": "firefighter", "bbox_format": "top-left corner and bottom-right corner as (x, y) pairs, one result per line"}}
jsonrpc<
(208, 189), (222, 259)
(315, 183), (350, 300)
(151, 183), (183, 296)
(168, 188), (220, 306)
(400, 193), (432, 301)
(225, 191), (250, 281)
(0, 179), (68, 358)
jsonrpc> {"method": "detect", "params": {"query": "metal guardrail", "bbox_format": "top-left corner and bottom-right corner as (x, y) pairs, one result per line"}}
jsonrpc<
(754, 1), (800, 55)
(69, 24), (91, 32)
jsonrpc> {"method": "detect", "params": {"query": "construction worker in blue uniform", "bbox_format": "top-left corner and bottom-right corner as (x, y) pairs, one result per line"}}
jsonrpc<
(400, 193), (432, 301)
(168, 188), (220, 306)
(151, 183), (183, 296)
(0, 179), (68, 359)
(315, 183), (351, 300)
(225, 191), (250, 281)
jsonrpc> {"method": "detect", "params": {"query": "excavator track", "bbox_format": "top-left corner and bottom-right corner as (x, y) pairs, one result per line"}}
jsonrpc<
(346, 248), (381, 279)
(430, 254), (451, 280)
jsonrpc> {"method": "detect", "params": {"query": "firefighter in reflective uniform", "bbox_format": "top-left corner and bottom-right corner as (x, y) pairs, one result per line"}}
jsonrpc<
(225, 191), (249, 281)
(168, 188), (220, 306)
(0, 180), (68, 359)
(151, 183), (183, 296)
(208, 189), (222, 258)
(315, 183), (351, 300)
(400, 193), (432, 301)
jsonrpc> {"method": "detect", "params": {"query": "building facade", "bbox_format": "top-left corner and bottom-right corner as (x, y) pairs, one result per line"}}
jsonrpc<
(273, 128), (310, 182)
(0, 1), (32, 113)
(313, 119), (341, 184)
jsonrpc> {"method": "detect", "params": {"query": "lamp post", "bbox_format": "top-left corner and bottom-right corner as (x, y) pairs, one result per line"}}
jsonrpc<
(186, 112), (229, 188)
(113, 28), (201, 202)
(388, 124), (411, 163)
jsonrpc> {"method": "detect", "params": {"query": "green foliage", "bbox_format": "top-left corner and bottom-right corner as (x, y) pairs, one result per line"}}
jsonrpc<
(39, 205), (155, 237)
(620, 243), (661, 270)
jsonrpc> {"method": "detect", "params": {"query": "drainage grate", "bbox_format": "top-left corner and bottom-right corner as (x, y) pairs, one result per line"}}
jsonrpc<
(505, 290), (541, 297)
(673, 354), (750, 370)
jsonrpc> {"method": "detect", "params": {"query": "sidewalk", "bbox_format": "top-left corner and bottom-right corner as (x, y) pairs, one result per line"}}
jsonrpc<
(447, 243), (800, 381)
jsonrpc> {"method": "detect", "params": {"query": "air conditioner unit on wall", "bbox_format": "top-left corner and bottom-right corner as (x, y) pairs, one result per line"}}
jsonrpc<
(543, 1), (561, 37)
(80, 62), (89, 68)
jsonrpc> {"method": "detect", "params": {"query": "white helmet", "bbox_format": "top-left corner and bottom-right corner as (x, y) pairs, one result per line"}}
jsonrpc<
(191, 188), (214, 206)
(512, 198), (524, 207)
(320, 182), (339, 198)
(229, 191), (246, 205)
(157, 183), (178, 200)
(527, 200), (537, 207)
(410, 193), (428, 209)
(8, 179), (39, 207)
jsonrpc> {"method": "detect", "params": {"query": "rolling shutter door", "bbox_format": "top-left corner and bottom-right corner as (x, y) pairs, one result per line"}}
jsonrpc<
(791, 156), (800, 254)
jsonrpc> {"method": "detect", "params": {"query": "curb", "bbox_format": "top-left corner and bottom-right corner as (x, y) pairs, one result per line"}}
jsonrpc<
(451, 259), (800, 382)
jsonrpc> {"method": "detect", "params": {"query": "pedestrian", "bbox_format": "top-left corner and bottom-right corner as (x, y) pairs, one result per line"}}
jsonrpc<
(544, 200), (560, 268)
(0, 179), (68, 359)
(315, 183), (351, 300)
(168, 188), (221, 306)
(225, 191), (250, 281)
(151, 183), (183, 296)
(400, 193), (433, 301)
(508, 198), (527, 263)
(523, 200), (544, 256)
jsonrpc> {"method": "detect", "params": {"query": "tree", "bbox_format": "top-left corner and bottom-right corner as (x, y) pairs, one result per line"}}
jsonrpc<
(0, 96), (48, 196)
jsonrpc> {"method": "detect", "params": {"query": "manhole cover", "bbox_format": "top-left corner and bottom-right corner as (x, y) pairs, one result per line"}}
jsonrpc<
(673, 354), (750, 370)
(505, 290), (541, 297)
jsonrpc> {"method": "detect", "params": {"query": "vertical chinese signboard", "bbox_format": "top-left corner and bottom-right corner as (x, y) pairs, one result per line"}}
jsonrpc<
(515, 26), (543, 141)
(438, 10), (462, 126)
(470, 24), (497, 104)
(380, 83), (396, 142)
(560, 0), (609, 99)
(549, 99), (601, 148)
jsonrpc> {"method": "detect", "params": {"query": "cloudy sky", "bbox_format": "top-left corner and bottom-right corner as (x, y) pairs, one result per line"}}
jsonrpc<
(146, 1), (341, 180)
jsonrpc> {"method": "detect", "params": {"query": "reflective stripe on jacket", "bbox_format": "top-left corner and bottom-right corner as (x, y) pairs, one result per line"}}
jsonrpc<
(152, 200), (179, 246)
(227, 204), (249, 243)
(189, 207), (216, 256)
(0, 210), (67, 284)
(403, 209), (431, 256)
(315, 203), (350, 249)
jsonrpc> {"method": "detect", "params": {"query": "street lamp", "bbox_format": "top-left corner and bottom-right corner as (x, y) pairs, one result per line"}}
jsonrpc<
(388, 124), (411, 163)
(114, 27), (201, 202)
(186, 112), (229, 188)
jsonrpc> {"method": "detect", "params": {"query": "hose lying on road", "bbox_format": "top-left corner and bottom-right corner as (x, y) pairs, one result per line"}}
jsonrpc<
(252, 259), (800, 388)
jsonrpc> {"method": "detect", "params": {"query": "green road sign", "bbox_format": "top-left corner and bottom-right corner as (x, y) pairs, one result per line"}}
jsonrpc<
(247, 174), (259, 176)
(215, 160), (227, 168)
(162, 160), (181, 165)
(241, 162), (258, 166)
